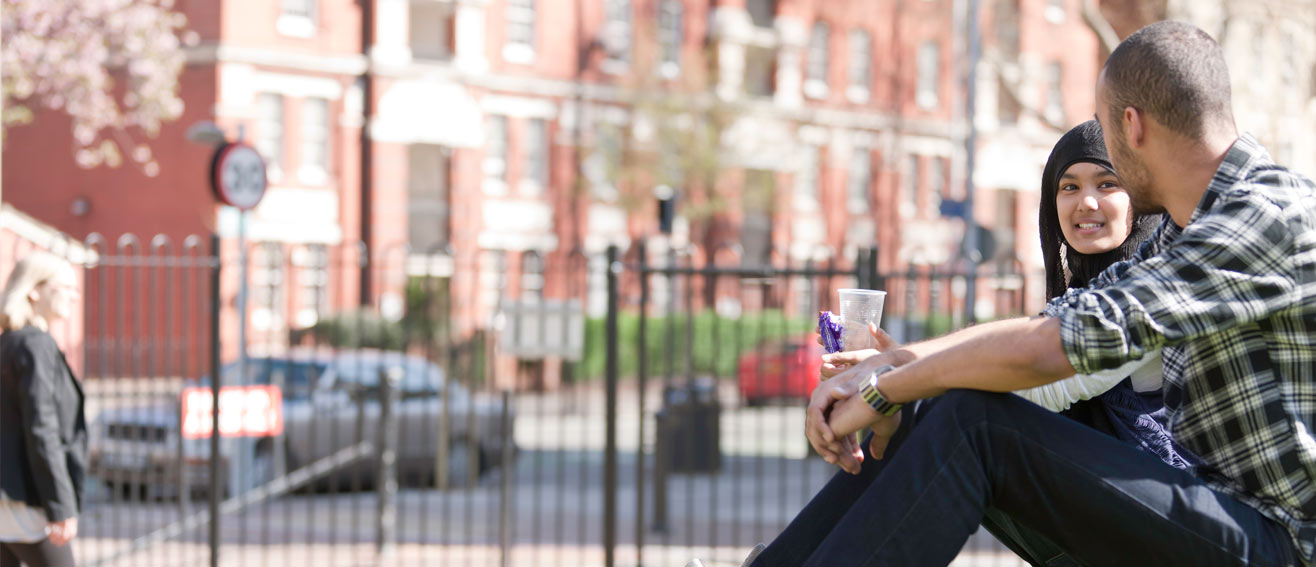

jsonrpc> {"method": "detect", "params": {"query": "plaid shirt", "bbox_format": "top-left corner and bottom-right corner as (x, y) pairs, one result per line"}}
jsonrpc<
(1056, 134), (1316, 563)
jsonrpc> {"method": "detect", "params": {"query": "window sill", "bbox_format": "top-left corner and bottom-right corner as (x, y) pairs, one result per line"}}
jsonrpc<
(502, 43), (536, 65)
(482, 179), (510, 196)
(803, 79), (829, 100)
(298, 166), (329, 187)
(277, 15), (315, 38)
(846, 86), (870, 104)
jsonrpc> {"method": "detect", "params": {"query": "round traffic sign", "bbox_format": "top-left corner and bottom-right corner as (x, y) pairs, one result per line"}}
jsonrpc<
(210, 142), (268, 210)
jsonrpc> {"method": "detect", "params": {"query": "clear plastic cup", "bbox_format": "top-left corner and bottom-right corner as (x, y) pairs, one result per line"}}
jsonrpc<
(837, 288), (887, 351)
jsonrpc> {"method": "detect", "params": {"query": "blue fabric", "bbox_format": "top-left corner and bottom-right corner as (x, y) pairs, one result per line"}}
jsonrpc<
(1059, 379), (1200, 471)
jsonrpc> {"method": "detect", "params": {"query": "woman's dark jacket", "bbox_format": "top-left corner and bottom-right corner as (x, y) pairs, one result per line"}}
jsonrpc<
(0, 325), (87, 522)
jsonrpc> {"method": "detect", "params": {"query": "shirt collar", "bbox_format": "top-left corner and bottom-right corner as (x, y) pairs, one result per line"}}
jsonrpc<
(1188, 133), (1272, 226)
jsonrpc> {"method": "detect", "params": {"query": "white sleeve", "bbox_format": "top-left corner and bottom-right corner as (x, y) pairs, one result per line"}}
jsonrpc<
(1013, 349), (1161, 412)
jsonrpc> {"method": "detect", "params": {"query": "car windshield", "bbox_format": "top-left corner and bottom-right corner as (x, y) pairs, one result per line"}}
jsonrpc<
(331, 354), (464, 399)
(221, 358), (327, 400)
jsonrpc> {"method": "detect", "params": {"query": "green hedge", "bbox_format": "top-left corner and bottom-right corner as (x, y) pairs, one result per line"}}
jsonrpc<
(573, 309), (815, 380)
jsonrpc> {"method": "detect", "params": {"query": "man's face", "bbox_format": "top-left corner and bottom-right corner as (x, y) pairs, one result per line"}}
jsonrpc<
(1096, 73), (1163, 215)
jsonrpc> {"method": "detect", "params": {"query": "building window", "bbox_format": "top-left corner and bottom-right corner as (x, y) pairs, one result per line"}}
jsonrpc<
(847, 147), (872, 210)
(847, 29), (872, 102)
(602, 0), (632, 71)
(522, 118), (549, 194)
(916, 41), (940, 110)
(994, 0), (1020, 61)
(929, 157), (946, 214)
(746, 0), (776, 28)
(255, 94), (284, 180)
(504, 0), (536, 64)
(410, 1), (453, 60)
(294, 244), (329, 328)
(585, 125), (622, 201)
(520, 252), (544, 302)
(1045, 62), (1064, 124)
(742, 170), (775, 266)
(1045, 0), (1065, 23)
(793, 145), (819, 210)
(408, 145), (450, 253)
(805, 22), (829, 99)
(300, 97), (330, 185)
(279, 0), (316, 37)
(483, 115), (508, 194)
(657, 0), (683, 78)
(744, 45), (776, 97)
(902, 155), (920, 217)
(251, 243), (285, 332)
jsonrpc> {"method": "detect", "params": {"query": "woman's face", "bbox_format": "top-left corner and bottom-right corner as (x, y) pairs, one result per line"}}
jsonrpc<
(30, 265), (79, 324)
(1056, 161), (1134, 255)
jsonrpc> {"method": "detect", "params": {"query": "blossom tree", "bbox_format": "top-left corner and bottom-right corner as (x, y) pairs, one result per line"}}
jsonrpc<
(1, 0), (191, 175)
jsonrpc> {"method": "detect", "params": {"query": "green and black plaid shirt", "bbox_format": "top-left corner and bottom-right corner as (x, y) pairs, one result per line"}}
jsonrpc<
(1055, 134), (1316, 562)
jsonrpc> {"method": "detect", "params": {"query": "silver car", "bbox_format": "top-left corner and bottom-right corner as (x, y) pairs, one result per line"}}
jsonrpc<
(88, 350), (514, 497)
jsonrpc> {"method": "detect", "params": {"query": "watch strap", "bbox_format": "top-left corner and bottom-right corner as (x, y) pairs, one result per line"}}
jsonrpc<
(858, 364), (903, 416)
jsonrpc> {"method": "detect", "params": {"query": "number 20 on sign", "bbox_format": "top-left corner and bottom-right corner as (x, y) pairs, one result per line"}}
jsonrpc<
(181, 385), (284, 439)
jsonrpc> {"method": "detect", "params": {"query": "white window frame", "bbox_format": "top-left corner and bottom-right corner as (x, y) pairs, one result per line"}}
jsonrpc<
(256, 93), (285, 182)
(1045, 0), (1066, 23)
(278, 0), (316, 38)
(793, 144), (820, 211)
(293, 244), (329, 328)
(847, 147), (872, 210)
(902, 155), (920, 218)
(847, 29), (872, 103)
(520, 118), (549, 195)
(602, 0), (633, 73)
(504, 0), (537, 64)
(804, 22), (830, 99)
(657, 0), (684, 79)
(916, 41), (940, 110)
(483, 115), (510, 195)
(299, 97), (331, 186)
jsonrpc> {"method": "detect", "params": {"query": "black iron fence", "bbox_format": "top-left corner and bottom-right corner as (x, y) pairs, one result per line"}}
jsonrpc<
(2, 234), (1033, 566)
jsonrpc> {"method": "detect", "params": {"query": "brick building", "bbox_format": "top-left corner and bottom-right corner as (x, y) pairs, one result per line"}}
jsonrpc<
(3, 0), (1103, 386)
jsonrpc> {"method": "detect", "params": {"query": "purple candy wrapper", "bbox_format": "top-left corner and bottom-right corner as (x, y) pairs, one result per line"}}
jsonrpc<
(818, 311), (844, 354)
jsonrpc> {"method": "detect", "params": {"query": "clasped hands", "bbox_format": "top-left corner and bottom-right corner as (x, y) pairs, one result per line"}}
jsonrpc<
(806, 323), (903, 475)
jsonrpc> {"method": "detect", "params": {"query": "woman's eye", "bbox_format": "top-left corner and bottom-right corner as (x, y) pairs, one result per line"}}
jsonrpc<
(1099, 181), (1122, 189)
(1060, 184), (1078, 192)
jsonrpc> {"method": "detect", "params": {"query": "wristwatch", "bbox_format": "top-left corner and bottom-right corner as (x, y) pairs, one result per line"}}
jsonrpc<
(858, 364), (903, 416)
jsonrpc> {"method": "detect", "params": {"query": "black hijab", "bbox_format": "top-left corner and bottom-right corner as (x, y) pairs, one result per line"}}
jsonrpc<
(1038, 120), (1163, 300)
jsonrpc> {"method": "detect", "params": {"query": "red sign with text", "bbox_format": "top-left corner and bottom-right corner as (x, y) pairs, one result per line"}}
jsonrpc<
(181, 385), (284, 439)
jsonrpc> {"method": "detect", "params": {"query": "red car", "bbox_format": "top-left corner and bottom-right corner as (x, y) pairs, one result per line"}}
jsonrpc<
(737, 337), (825, 406)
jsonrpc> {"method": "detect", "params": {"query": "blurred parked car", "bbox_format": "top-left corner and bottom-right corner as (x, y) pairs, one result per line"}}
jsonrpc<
(737, 337), (824, 407)
(89, 350), (514, 497)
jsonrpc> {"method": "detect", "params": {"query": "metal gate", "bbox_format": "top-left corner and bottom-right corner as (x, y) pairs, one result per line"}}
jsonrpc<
(3, 234), (1030, 566)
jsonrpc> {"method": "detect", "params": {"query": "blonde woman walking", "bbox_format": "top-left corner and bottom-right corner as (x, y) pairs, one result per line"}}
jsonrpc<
(0, 252), (85, 567)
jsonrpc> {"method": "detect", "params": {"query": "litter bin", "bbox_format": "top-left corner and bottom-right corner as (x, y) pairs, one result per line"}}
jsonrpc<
(655, 380), (721, 473)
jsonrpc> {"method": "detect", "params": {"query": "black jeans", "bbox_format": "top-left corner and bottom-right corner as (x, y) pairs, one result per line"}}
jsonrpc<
(752, 390), (1299, 567)
(0, 538), (74, 567)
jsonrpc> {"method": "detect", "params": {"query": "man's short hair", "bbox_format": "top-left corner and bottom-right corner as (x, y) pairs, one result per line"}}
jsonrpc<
(1103, 20), (1233, 140)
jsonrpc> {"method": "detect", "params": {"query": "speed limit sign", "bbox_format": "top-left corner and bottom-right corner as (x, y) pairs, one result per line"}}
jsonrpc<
(210, 142), (268, 210)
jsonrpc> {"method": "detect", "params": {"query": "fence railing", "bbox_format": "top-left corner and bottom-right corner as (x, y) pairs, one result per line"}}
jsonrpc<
(1, 234), (1034, 566)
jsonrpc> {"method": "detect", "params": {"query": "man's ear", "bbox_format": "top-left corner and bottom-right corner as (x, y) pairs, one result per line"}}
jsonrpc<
(1123, 106), (1146, 149)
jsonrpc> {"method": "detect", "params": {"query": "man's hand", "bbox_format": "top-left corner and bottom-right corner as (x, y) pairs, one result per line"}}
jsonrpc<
(820, 324), (901, 378)
(867, 411), (902, 460)
(47, 516), (77, 546)
(806, 374), (860, 466)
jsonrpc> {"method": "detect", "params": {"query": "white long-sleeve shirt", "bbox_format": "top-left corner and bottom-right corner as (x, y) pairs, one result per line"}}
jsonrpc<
(1014, 349), (1162, 412)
